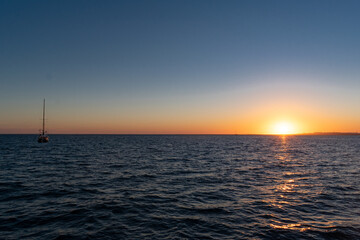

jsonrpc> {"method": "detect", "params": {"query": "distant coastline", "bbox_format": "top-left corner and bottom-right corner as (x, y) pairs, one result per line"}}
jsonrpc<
(297, 132), (360, 136)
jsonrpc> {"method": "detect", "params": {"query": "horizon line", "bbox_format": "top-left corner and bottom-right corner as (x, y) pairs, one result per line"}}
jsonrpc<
(1, 132), (360, 136)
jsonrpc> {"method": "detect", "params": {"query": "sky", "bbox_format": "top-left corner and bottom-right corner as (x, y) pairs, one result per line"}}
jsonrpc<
(1, 0), (360, 134)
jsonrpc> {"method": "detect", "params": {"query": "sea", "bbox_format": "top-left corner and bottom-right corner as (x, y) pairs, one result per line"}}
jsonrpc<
(0, 134), (359, 239)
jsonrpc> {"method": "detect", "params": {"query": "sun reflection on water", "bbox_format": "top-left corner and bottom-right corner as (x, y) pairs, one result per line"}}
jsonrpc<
(270, 222), (311, 232)
(266, 135), (308, 231)
(237, 135), (340, 234)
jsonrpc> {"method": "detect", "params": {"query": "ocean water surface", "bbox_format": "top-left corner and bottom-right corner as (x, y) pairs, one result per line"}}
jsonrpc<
(0, 135), (359, 239)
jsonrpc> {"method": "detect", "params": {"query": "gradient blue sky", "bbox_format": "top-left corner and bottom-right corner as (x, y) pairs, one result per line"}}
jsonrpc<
(1, 0), (360, 133)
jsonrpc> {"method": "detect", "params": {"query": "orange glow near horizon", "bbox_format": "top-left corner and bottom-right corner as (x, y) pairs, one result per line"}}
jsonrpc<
(1, 96), (359, 134)
(4, 111), (358, 134)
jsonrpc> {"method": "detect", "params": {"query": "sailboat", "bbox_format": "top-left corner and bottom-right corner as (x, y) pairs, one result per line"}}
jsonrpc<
(38, 99), (49, 143)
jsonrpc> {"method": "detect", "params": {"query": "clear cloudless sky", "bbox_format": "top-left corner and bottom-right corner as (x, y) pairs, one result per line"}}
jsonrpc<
(1, 0), (360, 134)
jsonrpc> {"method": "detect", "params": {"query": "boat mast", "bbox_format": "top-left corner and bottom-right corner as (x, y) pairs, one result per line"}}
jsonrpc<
(42, 99), (45, 135)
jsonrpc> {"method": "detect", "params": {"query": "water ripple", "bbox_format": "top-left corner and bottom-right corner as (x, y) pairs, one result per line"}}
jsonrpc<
(0, 134), (359, 239)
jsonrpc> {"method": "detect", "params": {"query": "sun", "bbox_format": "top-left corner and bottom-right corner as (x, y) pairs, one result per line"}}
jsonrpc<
(273, 122), (296, 135)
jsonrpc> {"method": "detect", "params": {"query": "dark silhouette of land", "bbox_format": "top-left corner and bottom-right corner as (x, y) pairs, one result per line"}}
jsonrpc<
(298, 132), (360, 136)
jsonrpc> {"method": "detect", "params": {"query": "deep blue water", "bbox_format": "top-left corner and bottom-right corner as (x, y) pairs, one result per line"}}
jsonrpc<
(0, 135), (359, 239)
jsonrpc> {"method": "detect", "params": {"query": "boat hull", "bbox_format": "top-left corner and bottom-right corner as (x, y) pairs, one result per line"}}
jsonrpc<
(38, 136), (49, 143)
